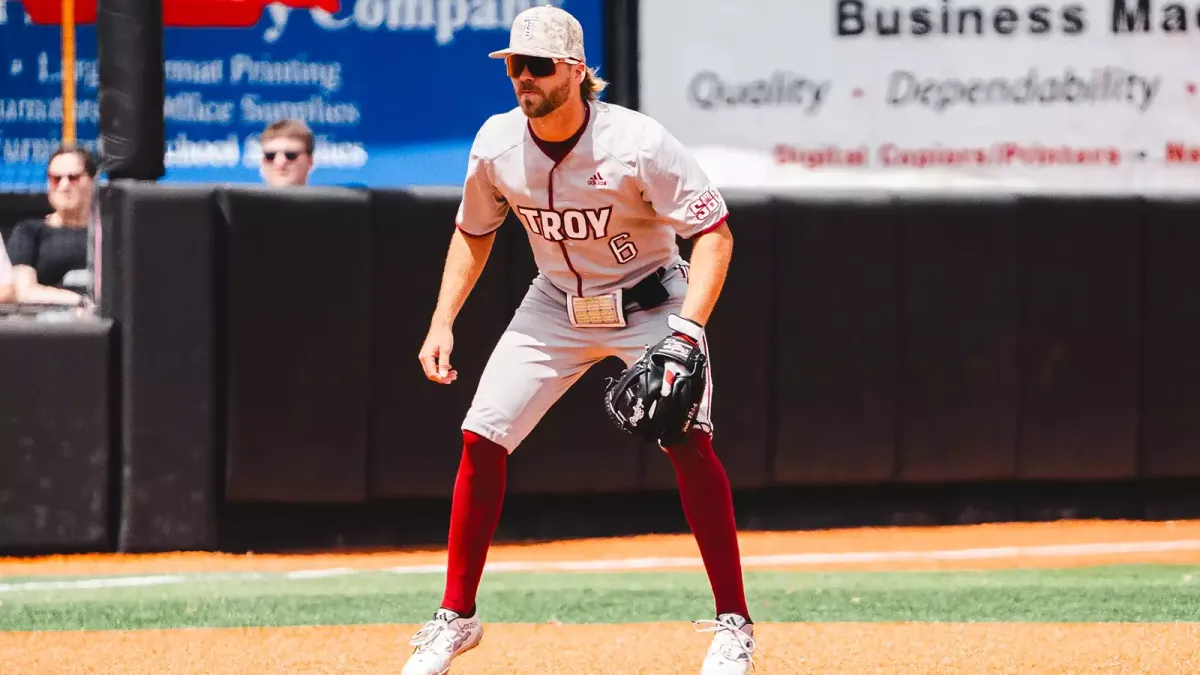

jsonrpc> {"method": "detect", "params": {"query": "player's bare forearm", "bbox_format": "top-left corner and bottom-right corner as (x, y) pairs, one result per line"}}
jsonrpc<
(430, 228), (495, 329)
(680, 222), (733, 327)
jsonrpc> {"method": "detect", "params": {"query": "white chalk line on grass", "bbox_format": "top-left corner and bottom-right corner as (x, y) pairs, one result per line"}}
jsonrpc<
(382, 538), (1200, 574)
(0, 574), (185, 592)
(1, 539), (1199, 594)
(284, 567), (359, 580)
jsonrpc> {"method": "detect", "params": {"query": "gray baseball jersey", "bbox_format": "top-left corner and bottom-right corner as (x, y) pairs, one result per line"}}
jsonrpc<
(455, 100), (729, 298)
(455, 100), (726, 453)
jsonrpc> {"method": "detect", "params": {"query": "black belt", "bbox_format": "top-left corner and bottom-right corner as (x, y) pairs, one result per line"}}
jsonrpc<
(623, 266), (671, 313)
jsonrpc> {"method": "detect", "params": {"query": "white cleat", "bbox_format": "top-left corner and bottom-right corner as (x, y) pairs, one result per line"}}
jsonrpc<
(694, 613), (756, 675)
(400, 608), (483, 675)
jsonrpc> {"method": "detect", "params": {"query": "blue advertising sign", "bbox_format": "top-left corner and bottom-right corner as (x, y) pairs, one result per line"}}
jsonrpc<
(0, 0), (605, 190)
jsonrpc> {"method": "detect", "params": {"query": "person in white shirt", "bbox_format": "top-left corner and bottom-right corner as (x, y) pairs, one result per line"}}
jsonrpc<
(0, 234), (15, 304)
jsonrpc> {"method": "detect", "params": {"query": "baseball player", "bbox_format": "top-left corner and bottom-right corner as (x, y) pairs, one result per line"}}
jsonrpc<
(405, 6), (754, 675)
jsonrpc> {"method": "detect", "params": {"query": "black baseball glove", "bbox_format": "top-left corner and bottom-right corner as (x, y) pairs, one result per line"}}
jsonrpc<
(604, 314), (707, 446)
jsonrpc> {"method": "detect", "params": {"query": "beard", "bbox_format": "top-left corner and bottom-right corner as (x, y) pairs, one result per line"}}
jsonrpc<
(518, 77), (573, 118)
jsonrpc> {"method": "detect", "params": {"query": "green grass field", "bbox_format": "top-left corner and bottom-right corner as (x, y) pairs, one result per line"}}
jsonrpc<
(4, 564), (1200, 631)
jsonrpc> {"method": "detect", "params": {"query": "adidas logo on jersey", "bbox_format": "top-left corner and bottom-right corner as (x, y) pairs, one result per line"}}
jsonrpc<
(587, 172), (607, 187)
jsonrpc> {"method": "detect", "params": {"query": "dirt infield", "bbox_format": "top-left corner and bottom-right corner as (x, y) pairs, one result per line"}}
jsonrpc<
(4, 622), (1198, 674)
(3, 520), (1200, 672)
(3, 519), (1200, 577)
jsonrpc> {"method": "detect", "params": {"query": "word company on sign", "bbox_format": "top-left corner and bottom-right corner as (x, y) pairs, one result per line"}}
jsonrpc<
(260, 0), (562, 44)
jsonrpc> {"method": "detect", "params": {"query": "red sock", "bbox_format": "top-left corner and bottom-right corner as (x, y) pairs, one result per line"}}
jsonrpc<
(665, 430), (751, 621)
(440, 430), (508, 616)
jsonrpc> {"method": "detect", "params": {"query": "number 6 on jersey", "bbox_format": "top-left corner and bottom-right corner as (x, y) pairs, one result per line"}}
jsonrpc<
(609, 233), (638, 264)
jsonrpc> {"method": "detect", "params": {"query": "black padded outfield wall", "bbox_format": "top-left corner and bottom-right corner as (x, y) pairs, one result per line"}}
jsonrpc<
(1143, 198), (1200, 479)
(1016, 197), (1142, 481)
(219, 187), (373, 504)
(367, 189), (514, 500)
(99, 182), (219, 552)
(207, 189), (1178, 502)
(10, 186), (1200, 553)
(894, 195), (1020, 483)
(772, 196), (900, 486)
(0, 319), (114, 553)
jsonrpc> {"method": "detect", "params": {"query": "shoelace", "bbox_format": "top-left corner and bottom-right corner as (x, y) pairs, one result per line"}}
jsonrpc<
(693, 619), (757, 666)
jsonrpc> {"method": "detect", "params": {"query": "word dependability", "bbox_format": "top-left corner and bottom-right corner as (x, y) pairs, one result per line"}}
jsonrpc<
(836, 0), (1200, 37)
(887, 67), (1161, 112)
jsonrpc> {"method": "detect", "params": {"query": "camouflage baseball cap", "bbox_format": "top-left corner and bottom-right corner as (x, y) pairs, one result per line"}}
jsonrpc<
(488, 5), (586, 63)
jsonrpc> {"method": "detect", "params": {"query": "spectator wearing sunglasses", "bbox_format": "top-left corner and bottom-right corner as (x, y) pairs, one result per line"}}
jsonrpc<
(0, 234), (14, 304)
(7, 144), (96, 307)
(259, 119), (314, 187)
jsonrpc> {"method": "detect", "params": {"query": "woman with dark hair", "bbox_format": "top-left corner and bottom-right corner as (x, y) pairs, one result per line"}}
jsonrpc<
(8, 144), (97, 307)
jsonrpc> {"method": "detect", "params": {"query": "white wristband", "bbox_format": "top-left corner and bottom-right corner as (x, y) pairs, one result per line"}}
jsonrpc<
(667, 313), (704, 342)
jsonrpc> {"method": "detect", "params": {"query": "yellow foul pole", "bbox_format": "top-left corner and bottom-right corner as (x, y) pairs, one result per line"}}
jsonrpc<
(61, 0), (77, 144)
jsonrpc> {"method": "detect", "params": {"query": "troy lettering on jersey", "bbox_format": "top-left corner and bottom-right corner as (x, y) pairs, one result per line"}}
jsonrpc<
(515, 206), (612, 242)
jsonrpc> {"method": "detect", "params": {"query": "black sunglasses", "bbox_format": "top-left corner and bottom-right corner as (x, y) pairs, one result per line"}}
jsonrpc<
(506, 55), (559, 78)
(263, 150), (302, 162)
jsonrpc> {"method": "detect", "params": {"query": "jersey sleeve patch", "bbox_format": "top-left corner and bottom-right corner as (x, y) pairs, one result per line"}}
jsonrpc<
(687, 188), (723, 222)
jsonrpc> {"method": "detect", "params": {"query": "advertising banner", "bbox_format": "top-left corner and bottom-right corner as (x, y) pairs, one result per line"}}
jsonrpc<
(0, 0), (604, 190)
(639, 0), (1200, 194)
